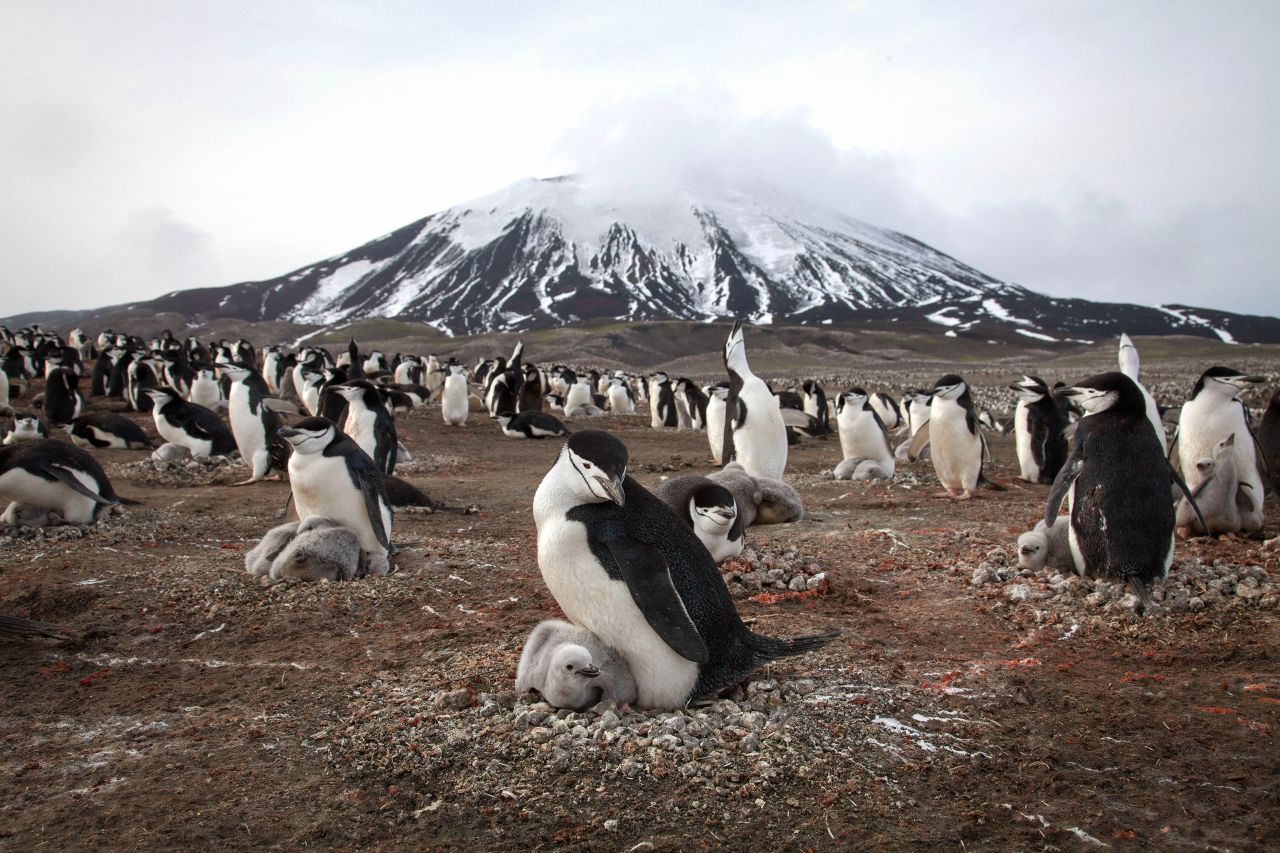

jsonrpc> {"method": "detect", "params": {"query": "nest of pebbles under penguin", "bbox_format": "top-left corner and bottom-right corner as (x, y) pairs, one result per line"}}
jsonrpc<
(112, 454), (243, 487)
(720, 544), (829, 598)
(0, 508), (126, 547)
(969, 546), (1279, 627)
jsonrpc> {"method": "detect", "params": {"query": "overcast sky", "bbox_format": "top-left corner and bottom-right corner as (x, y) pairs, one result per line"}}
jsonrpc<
(3, 1), (1277, 318)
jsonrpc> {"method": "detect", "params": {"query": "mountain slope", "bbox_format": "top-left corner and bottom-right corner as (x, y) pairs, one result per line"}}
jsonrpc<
(45, 176), (1280, 342)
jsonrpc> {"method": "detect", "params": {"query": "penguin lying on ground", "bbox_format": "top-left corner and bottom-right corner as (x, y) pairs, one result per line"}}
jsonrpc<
(708, 461), (805, 526)
(2, 502), (65, 528)
(145, 387), (236, 459)
(1176, 434), (1253, 538)
(1017, 516), (1075, 572)
(245, 521), (299, 577)
(3, 412), (49, 444)
(516, 619), (639, 711)
(533, 431), (834, 709)
(496, 410), (570, 439)
(271, 516), (365, 581)
(0, 439), (133, 524)
(651, 475), (746, 563)
(65, 412), (154, 450)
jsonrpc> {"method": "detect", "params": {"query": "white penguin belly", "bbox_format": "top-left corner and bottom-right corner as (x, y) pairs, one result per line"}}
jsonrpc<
(607, 386), (633, 415)
(229, 387), (266, 460)
(1179, 401), (1262, 528)
(289, 453), (388, 555)
(837, 412), (890, 466)
(1014, 402), (1038, 482)
(929, 410), (981, 490)
(706, 399), (726, 463)
(0, 467), (99, 524)
(90, 426), (127, 449)
(537, 516), (698, 709)
(736, 380), (787, 481)
(442, 380), (468, 424)
(344, 410), (378, 461)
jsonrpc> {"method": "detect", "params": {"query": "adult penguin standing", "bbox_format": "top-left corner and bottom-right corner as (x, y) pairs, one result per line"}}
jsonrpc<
(722, 322), (787, 481)
(1046, 372), (1205, 612)
(533, 430), (834, 709)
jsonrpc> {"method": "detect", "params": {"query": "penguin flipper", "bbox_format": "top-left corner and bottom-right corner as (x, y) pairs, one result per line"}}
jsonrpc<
(1166, 458), (1209, 535)
(1236, 481), (1256, 516)
(597, 536), (709, 665)
(45, 465), (116, 505)
(907, 422), (931, 462)
(1044, 452), (1083, 528)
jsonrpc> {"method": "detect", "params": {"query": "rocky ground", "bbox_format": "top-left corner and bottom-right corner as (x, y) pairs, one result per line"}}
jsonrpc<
(2, 352), (1278, 851)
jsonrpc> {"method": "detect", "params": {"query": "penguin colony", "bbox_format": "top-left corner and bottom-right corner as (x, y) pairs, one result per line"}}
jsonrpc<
(0, 322), (1275, 710)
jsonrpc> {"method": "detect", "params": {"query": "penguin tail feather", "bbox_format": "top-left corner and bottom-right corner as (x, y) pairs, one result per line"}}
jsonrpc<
(749, 630), (840, 663)
(0, 615), (72, 640)
(978, 475), (1007, 492)
(115, 496), (142, 506)
(1127, 578), (1154, 616)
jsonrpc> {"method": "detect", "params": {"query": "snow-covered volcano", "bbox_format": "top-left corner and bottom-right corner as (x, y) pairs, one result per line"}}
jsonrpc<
(91, 175), (1280, 342)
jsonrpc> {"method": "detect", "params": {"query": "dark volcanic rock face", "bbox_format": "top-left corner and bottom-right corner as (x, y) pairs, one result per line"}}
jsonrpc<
(50, 176), (1280, 342)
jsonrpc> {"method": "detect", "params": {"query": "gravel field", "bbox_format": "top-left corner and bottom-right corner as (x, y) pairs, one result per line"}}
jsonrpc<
(1, 339), (1278, 851)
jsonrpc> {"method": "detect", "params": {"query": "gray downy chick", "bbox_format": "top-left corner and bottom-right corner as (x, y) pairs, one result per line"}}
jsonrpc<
(833, 457), (894, 481)
(709, 462), (806, 525)
(1177, 434), (1246, 536)
(1, 502), (66, 528)
(245, 521), (300, 577)
(515, 619), (638, 711)
(1017, 516), (1076, 573)
(270, 516), (366, 582)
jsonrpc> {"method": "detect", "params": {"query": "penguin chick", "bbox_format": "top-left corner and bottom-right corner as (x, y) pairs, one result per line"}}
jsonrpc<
(1, 502), (66, 528)
(752, 473), (806, 524)
(515, 619), (638, 711)
(833, 457), (894, 481)
(1017, 516), (1075, 572)
(270, 516), (366, 582)
(245, 521), (300, 577)
(705, 463), (762, 528)
(1176, 435), (1246, 537)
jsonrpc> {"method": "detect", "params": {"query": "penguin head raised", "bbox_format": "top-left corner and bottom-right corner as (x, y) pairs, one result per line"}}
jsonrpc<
(932, 375), (967, 401)
(1060, 371), (1144, 415)
(143, 387), (180, 409)
(551, 430), (628, 507)
(723, 321), (749, 373)
(278, 417), (337, 455)
(1191, 366), (1266, 400)
(840, 387), (869, 412)
(216, 362), (252, 381)
(1010, 375), (1048, 401)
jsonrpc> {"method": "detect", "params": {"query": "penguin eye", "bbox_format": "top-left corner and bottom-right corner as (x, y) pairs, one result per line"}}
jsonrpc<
(582, 462), (593, 469)
(564, 664), (573, 671)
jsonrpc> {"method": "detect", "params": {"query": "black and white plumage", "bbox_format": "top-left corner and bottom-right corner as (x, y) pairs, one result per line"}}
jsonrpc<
(0, 439), (129, 524)
(188, 366), (222, 409)
(516, 619), (638, 711)
(533, 431), (834, 709)
(1046, 372), (1205, 611)
(1010, 375), (1069, 485)
(42, 368), (84, 427)
(704, 384), (729, 464)
(674, 379), (709, 431)
(910, 375), (986, 499)
(145, 387), (236, 458)
(3, 412), (49, 444)
(869, 391), (899, 432)
(834, 388), (894, 480)
(649, 373), (679, 429)
(518, 364), (544, 412)
(279, 417), (392, 572)
(217, 363), (289, 483)
(496, 410), (569, 439)
(335, 380), (398, 475)
(606, 376), (636, 415)
(651, 475), (745, 563)
(722, 322), (787, 481)
(1117, 333), (1167, 452)
(441, 363), (470, 426)
(65, 412), (154, 450)
(1171, 366), (1267, 533)
(801, 380), (830, 434)
(708, 462), (805, 526)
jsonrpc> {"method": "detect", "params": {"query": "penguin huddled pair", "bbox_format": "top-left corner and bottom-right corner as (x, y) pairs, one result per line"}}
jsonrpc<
(0, 439), (132, 525)
(516, 619), (638, 711)
(833, 388), (895, 481)
(533, 430), (834, 710)
(245, 516), (377, 582)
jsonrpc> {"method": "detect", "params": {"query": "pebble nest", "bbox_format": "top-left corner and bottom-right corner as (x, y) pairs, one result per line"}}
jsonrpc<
(0, 510), (126, 546)
(721, 544), (829, 596)
(112, 455), (243, 487)
(320, 669), (998, 825)
(969, 545), (1279, 626)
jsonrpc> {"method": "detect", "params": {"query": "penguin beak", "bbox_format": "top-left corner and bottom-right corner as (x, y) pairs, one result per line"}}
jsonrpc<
(1241, 375), (1266, 384)
(1059, 387), (1083, 398)
(599, 475), (625, 507)
(578, 665), (600, 679)
(277, 428), (301, 441)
